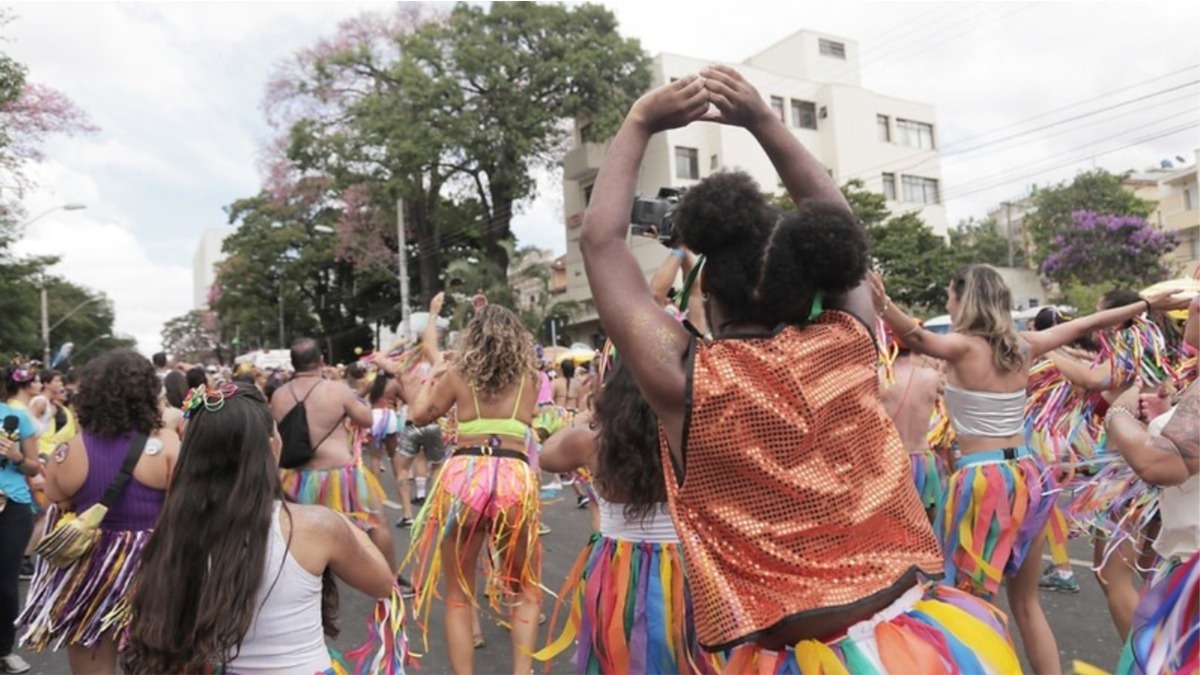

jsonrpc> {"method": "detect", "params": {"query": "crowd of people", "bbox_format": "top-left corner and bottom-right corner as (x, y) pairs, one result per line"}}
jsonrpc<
(0, 66), (1196, 675)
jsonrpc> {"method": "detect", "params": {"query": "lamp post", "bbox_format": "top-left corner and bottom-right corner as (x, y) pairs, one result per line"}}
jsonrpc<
(271, 224), (334, 350)
(22, 203), (86, 232)
(43, 296), (102, 364)
(396, 198), (411, 339)
(29, 204), (88, 363)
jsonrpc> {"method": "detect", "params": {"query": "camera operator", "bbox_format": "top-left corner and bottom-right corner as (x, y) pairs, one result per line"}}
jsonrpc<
(649, 245), (708, 336)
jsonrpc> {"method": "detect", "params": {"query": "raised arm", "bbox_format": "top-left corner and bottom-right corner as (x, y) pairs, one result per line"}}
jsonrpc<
(649, 248), (686, 308)
(871, 272), (972, 362)
(1045, 351), (1114, 391)
(421, 292), (445, 367)
(1021, 292), (1187, 361)
(579, 77), (708, 419)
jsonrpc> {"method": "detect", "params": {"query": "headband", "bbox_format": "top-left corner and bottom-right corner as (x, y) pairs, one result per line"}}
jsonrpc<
(182, 383), (238, 419)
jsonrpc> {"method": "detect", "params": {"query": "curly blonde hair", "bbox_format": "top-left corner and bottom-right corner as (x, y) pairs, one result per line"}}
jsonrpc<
(455, 304), (536, 396)
(952, 265), (1025, 373)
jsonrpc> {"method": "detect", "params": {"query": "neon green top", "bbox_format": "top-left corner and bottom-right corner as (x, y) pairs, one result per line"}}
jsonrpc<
(456, 376), (530, 440)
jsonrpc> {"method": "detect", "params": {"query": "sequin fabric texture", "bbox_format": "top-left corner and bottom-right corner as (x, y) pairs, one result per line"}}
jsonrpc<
(660, 310), (944, 649)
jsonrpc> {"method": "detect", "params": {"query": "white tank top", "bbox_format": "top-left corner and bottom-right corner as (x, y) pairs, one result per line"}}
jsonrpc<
(1149, 408), (1199, 561)
(227, 502), (331, 675)
(597, 495), (679, 543)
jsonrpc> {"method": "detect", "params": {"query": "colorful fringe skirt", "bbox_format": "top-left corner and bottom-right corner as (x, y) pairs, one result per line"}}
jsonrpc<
(710, 584), (1020, 674)
(1117, 552), (1199, 674)
(1064, 457), (1161, 572)
(937, 446), (1057, 598)
(280, 461), (385, 531)
(16, 523), (151, 651)
(535, 533), (710, 674)
(910, 448), (946, 510)
(401, 450), (541, 648)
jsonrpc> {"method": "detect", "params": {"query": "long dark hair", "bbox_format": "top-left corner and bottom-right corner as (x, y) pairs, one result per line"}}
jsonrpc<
(592, 362), (666, 522)
(369, 369), (390, 405)
(75, 349), (162, 438)
(122, 383), (335, 673)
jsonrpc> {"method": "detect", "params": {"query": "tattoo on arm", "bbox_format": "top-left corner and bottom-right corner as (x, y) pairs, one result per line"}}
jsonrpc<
(1162, 390), (1200, 460)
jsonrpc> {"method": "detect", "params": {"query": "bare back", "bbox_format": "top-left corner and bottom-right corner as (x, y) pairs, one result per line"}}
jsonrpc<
(880, 357), (942, 453)
(271, 373), (371, 470)
(944, 333), (1031, 453)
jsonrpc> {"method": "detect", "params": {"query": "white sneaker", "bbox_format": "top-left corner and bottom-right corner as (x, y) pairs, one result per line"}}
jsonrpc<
(0, 654), (31, 674)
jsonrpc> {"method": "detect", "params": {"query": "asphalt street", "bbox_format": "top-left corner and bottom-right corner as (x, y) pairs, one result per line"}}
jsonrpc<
(19, 484), (1127, 674)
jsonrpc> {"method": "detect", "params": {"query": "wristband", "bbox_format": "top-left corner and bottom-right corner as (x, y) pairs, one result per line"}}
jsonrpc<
(1140, 298), (1151, 314)
(1104, 404), (1139, 428)
(670, 248), (686, 260)
(901, 322), (922, 339)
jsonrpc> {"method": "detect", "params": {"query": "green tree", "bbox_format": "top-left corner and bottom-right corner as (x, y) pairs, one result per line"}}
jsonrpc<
(774, 179), (953, 314)
(213, 187), (389, 363)
(949, 217), (1023, 268)
(402, 2), (649, 295)
(870, 212), (957, 313)
(1023, 169), (1156, 264)
(161, 310), (225, 364)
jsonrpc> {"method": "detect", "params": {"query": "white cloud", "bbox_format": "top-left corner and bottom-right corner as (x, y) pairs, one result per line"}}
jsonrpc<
(13, 162), (191, 355)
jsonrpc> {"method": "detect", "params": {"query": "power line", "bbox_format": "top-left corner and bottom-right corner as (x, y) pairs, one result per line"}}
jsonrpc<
(840, 75), (1199, 184)
(941, 122), (1199, 203)
(942, 80), (1199, 157)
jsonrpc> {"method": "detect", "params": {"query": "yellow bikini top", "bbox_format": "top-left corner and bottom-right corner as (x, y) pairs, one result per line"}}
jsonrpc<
(456, 375), (529, 440)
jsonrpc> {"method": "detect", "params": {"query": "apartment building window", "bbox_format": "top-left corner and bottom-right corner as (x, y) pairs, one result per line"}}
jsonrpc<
(877, 114), (891, 142)
(770, 96), (785, 123)
(790, 100), (817, 129)
(881, 173), (896, 201)
(583, 184), (594, 205)
(902, 175), (940, 204)
(1185, 187), (1194, 211)
(896, 119), (935, 149)
(710, 154), (719, 170)
(819, 38), (846, 59)
(675, 146), (699, 180)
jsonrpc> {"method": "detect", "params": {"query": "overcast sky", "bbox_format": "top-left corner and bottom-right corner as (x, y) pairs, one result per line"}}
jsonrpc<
(6, 1), (1198, 353)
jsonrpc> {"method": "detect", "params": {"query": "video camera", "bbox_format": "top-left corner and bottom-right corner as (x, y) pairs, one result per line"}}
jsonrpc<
(630, 187), (686, 247)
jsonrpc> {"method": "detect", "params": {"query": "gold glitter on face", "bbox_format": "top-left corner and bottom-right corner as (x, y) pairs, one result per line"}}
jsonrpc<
(659, 310), (943, 649)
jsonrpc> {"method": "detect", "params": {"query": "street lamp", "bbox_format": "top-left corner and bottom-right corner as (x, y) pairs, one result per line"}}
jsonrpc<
(43, 296), (102, 364)
(22, 203), (86, 231)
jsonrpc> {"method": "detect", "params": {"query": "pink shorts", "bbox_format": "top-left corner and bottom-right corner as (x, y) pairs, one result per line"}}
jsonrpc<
(437, 452), (537, 519)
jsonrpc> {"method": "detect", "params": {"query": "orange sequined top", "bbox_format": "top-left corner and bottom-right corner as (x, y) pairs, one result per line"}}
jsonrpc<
(659, 310), (943, 650)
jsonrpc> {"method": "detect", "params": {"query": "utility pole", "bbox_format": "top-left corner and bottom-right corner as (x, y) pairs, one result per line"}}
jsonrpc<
(1003, 201), (1015, 268)
(41, 282), (51, 364)
(397, 198), (412, 339)
(277, 277), (285, 349)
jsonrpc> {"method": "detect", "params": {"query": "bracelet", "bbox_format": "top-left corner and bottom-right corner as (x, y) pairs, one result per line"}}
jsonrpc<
(1104, 404), (1139, 428)
(1140, 298), (1151, 314)
(901, 322), (922, 339)
(670, 248), (686, 260)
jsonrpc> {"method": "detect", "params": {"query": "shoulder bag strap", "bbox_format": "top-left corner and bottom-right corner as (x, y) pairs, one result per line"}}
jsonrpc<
(99, 432), (150, 508)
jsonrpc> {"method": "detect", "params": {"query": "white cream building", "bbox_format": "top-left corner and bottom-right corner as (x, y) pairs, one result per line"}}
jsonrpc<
(192, 227), (229, 310)
(559, 30), (947, 338)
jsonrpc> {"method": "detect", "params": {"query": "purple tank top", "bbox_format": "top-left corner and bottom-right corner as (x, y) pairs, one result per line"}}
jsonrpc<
(75, 431), (166, 531)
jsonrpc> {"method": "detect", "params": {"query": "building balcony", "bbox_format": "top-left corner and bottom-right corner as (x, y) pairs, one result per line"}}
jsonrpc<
(563, 142), (606, 182)
(1163, 207), (1198, 233)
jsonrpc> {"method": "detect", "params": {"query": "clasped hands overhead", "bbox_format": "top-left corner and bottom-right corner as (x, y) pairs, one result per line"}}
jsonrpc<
(629, 64), (776, 134)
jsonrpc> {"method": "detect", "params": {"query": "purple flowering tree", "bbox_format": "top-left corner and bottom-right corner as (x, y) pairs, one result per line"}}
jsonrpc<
(1041, 210), (1178, 287)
